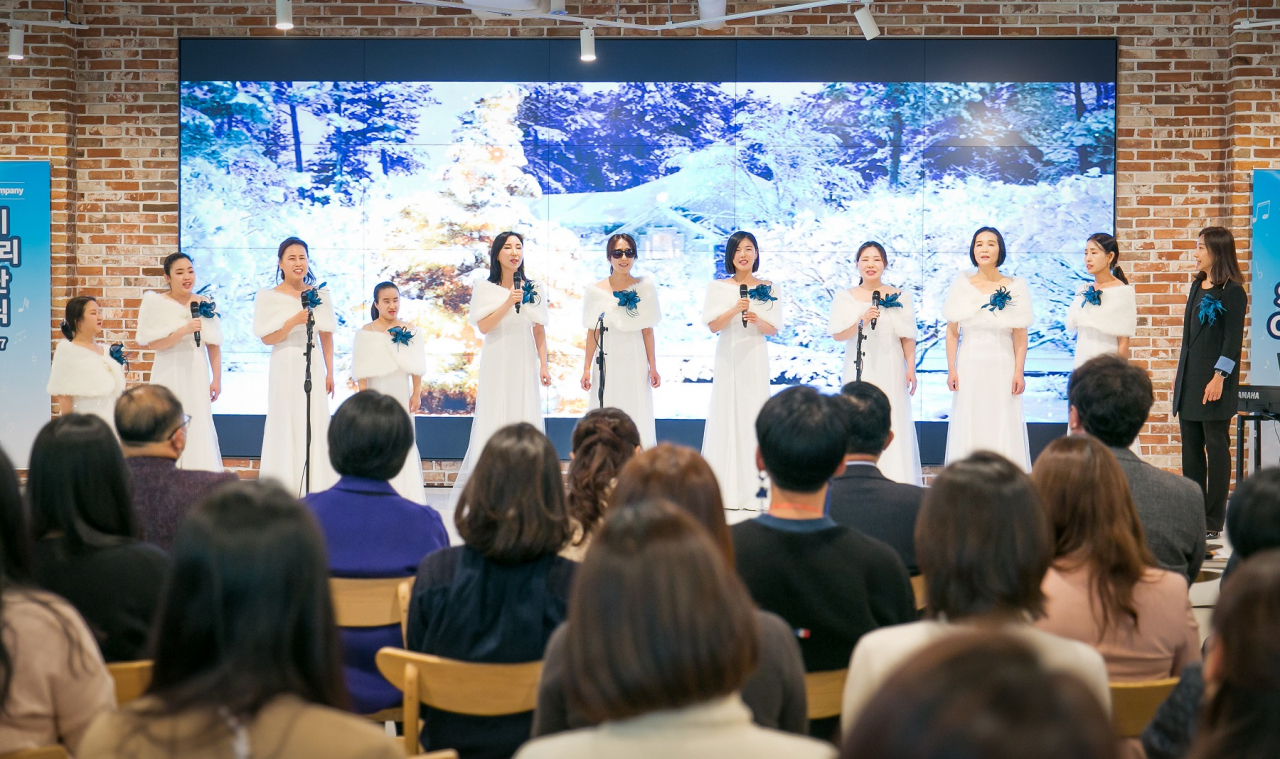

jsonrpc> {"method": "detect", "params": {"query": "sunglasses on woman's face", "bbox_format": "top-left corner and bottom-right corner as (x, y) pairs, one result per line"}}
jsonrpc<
(609, 248), (637, 260)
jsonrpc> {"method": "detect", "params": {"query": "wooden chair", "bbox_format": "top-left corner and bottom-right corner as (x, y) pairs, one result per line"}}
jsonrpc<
(1110, 677), (1180, 738)
(804, 668), (848, 721)
(910, 574), (927, 611)
(1194, 569), (1222, 584)
(106, 660), (153, 705)
(329, 577), (413, 723)
(398, 578), (413, 644)
(376, 647), (543, 757)
(411, 753), (460, 759)
(0, 747), (70, 759)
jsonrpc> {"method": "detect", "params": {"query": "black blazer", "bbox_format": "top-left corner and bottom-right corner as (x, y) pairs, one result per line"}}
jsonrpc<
(826, 464), (924, 575)
(1172, 278), (1246, 422)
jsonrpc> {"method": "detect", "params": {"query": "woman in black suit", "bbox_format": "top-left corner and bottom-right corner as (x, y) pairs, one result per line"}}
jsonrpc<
(1172, 226), (1246, 537)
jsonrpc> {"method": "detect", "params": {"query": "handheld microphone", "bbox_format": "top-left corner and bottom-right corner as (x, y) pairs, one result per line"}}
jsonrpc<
(740, 283), (749, 327)
(513, 271), (523, 314)
(190, 301), (202, 347)
(871, 290), (880, 330)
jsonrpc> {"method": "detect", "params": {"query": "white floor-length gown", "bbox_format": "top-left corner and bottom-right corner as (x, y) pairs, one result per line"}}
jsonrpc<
(943, 272), (1034, 471)
(449, 277), (550, 509)
(583, 277), (661, 448)
(135, 291), (224, 471)
(352, 326), (427, 504)
(46, 341), (126, 431)
(1067, 281), (1141, 455)
(829, 289), (923, 485)
(701, 280), (786, 510)
(254, 286), (338, 496)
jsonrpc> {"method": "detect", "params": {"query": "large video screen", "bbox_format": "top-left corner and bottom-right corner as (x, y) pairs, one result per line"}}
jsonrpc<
(180, 41), (1116, 424)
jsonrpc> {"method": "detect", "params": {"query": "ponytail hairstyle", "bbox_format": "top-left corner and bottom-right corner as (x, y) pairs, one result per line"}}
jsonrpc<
(855, 241), (889, 284)
(60, 296), (98, 341)
(1086, 233), (1128, 285)
(566, 408), (642, 546)
(276, 237), (317, 286)
(162, 252), (193, 278)
(486, 231), (527, 285)
(370, 281), (398, 321)
(1197, 226), (1245, 286)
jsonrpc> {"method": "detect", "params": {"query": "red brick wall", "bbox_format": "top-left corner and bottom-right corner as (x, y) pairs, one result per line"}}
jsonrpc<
(3, 0), (1277, 479)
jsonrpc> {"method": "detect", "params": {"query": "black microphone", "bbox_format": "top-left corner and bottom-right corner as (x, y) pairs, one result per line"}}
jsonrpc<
(513, 271), (523, 314)
(740, 283), (749, 327)
(871, 290), (880, 330)
(190, 301), (202, 347)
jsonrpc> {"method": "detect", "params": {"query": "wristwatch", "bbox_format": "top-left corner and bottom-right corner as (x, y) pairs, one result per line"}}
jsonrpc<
(1215, 368), (1230, 379)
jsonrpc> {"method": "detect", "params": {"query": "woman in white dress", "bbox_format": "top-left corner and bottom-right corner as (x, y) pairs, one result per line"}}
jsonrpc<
(134, 252), (225, 471)
(702, 231), (785, 511)
(1067, 233), (1136, 366)
(580, 233), (662, 448)
(48, 295), (127, 431)
(254, 237), (338, 496)
(829, 241), (922, 485)
(449, 231), (552, 508)
(944, 227), (1035, 471)
(352, 281), (426, 504)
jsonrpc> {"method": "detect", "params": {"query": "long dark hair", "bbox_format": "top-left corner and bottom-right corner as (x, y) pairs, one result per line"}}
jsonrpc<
(370, 281), (398, 321)
(486, 231), (526, 285)
(724, 231), (760, 275)
(1197, 226), (1245, 286)
(566, 408), (641, 547)
(1086, 232), (1128, 284)
(60, 295), (98, 341)
(969, 226), (1008, 267)
(276, 236), (317, 286)
(1032, 436), (1156, 637)
(135, 481), (347, 737)
(27, 414), (136, 554)
(162, 252), (193, 277)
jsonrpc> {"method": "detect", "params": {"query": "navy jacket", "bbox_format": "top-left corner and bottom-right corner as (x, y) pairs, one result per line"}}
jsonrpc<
(1173, 278), (1246, 421)
(826, 462), (924, 575)
(305, 476), (449, 714)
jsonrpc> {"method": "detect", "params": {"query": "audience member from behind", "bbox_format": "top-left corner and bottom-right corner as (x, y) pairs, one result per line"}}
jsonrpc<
(28, 414), (169, 662)
(117, 384), (237, 551)
(0, 446), (114, 755)
(840, 451), (1110, 735)
(733, 386), (914, 740)
(561, 407), (641, 561)
(1033, 436), (1200, 680)
(516, 500), (835, 759)
(841, 633), (1118, 759)
(304, 390), (449, 715)
(534, 444), (809, 737)
(826, 381), (925, 574)
(1185, 550), (1280, 759)
(77, 480), (400, 759)
(1142, 466), (1280, 759)
(1069, 354), (1205, 582)
(407, 422), (576, 759)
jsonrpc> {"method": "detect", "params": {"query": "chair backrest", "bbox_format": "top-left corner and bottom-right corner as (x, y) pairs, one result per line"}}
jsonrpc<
(411, 752), (459, 759)
(330, 577), (409, 631)
(804, 668), (848, 721)
(106, 660), (153, 705)
(910, 575), (927, 611)
(0, 746), (70, 759)
(1110, 677), (1180, 738)
(398, 578), (412, 644)
(376, 647), (543, 756)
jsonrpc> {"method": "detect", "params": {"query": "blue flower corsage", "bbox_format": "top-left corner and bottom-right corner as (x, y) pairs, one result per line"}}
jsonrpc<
(196, 300), (218, 319)
(1198, 292), (1225, 326)
(521, 279), (540, 306)
(1082, 285), (1102, 307)
(388, 326), (413, 346)
(878, 292), (903, 309)
(748, 284), (777, 303)
(109, 342), (130, 369)
(301, 282), (327, 310)
(983, 286), (1013, 312)
(613, 289), (641, 318)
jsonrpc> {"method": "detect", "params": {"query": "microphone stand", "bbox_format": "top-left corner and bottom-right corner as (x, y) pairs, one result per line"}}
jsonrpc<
(854, 320), (866, 382)
(595, 312), (607, 408)
(301, 307), (315, 496)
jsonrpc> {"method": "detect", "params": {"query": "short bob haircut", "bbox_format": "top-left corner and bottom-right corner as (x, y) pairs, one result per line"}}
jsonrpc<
(564, 499), (759, 723)
(916, 451), (1052, 621)
(1226, 468), (1280, 562)
(723, 231), (760, 276)
(839, 381), (892, 456)
(969, 226), (1008, 268)
(116, 384), (186, 446)
(132, 480), (347, 740)
(756, 386), (849, 493)
(328, 390), (415, 482)
(486, 231), (527, 285)
(456, 422), (574, 564)
(841, 632), (1117, 759)
(611, 443), (733, 565)
(27, 414), (136, 554)
(1067, 353), (1153, 449)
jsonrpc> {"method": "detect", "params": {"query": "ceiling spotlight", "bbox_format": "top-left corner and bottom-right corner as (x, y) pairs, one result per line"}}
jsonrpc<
(549, 0), (567, 15)
(854, 2), (880, 40)
(275, 0), (294, 30)
(7, 25), (23, 61)
(579, 26), (596, 62)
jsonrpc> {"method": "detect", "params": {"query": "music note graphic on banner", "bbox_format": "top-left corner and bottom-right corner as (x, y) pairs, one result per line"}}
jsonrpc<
(1257, 200), (1271, 223)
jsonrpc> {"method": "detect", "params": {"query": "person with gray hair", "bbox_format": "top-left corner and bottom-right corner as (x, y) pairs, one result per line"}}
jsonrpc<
(117, 384), (236, 550)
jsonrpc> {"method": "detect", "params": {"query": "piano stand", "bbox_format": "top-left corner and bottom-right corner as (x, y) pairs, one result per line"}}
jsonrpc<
(1236, 412), (1280, 482)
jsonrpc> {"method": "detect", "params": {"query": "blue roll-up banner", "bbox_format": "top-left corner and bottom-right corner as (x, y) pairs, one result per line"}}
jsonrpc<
(1251, 170), (1280, 387)
(0, 161), (52, 468)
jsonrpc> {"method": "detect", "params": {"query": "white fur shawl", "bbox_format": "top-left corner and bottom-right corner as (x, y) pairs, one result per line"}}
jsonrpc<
(47, 341), (126, 398)
(942, 272), (1034, 329)
(581, 277), (662, 332)
(828, 288), (917, 340)
(253, 286), (336, 339)
(468, 278), (549, 327)
(352, 326), (427, 379)
(136, 290), (223, 347)
(1066, 283), (1137, 338)
(701, 279), (786, 330)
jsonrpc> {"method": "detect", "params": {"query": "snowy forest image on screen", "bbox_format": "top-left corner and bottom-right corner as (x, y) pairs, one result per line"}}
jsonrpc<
(180, 79), (1115, 422)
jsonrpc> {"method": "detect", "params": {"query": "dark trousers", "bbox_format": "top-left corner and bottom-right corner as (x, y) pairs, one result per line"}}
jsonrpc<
(1180, 417), (1231, 532)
